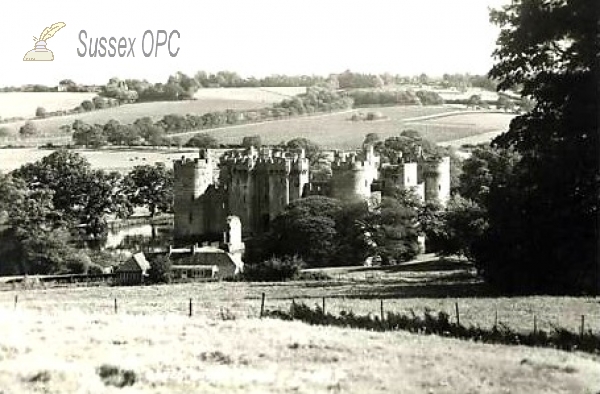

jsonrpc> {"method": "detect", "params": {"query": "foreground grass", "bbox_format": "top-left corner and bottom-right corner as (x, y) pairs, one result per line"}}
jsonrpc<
(1, 307), (599, 393)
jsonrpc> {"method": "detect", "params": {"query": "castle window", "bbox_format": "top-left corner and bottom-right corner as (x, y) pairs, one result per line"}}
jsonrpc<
(191, 194), (194, 202)
(189, 213), (193, 224)
(439, 185), (442, 191)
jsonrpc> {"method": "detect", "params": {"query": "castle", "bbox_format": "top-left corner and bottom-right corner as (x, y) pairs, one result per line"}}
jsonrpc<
(173, 146), (450, 241)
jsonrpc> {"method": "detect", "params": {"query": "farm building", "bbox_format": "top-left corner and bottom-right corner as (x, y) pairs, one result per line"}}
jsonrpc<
(115, 252), (150, 285)
(169, 246), (242, 280)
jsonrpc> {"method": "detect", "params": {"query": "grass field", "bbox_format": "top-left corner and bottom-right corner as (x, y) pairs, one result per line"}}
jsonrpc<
(183, 107), (515, 149)
(193, 87), (307, 102)
(0, 99), (268, 137)
(0, 92), (98, 120)
(0, 147), (201, 174)
(1, 260), (599, 393)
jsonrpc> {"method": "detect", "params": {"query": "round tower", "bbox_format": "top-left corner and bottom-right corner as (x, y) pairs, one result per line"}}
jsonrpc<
(330, 158), (372, 202)
(424, 156), (451, 206)
(173, 154), (214, 239)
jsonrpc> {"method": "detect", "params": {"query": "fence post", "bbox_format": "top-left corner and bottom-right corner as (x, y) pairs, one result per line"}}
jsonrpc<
(189, 298), (193, 317)
(322, 297), (326, 315)
(494, 308), (498, 328)
(455, 302), (460, 326)
(260, 293), (265, 318)
(114, 298), (118, 314)
(580, 315), (585, 338)
(380, 299), (384, 323)
(291, 298), (296, 318)
(14, 295), (18, 310)
(533, 315), (537, 335)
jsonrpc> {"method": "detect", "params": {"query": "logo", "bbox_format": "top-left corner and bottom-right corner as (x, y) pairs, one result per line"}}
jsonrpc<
(23, 22), (66, 61)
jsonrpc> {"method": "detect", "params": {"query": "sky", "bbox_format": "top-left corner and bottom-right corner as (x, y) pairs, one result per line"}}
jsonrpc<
(1, 0), (510, 87)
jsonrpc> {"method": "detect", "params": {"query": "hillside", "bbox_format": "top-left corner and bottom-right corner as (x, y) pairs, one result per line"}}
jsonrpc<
(177, 107), (515, 149)
(0, 282), (598, 393)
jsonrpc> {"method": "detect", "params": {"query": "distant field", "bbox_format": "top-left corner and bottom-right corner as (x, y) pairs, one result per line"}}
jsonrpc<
(0, 92), (97, 119)
(186, 107), (514, 149)
(193, 86), (307, 103)
(0, 99), (268, 137)
(0, 148), (200, 174)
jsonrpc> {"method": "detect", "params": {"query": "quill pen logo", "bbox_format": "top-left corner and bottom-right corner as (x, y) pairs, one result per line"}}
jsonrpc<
(23, 22), (66, 61)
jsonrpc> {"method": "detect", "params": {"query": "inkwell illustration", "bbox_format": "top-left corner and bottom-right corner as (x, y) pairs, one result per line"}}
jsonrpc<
(23, 22), (66, 61)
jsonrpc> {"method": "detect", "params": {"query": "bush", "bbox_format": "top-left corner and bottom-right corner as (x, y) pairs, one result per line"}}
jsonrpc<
(243, 255), (305, 282)
(19, 121), (38, 136)
(147, 255), (172, 284)
(35, 107), (46, 118)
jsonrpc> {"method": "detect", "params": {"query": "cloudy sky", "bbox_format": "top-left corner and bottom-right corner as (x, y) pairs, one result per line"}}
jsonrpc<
(1, 0), (510, 86)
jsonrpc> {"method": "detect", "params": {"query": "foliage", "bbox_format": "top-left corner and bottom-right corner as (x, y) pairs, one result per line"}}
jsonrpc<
(11, 150), (130, 237)
(184, 134), (219, 148)
(475, 0), (599, 294)
(124, 163), (174, 217)
(19, 121), (38, 136)
(367, 196), (420, 264)
(241, 135), (262, 149)
(265, 303), (600, 355)
(35, 107), (46, 118)
(426, 196), (488, 259)
(242, 255), (305, 282)
(147, 255), (172, 284)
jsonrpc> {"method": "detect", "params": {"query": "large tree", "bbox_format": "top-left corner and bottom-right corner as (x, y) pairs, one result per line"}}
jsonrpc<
(12, 150), (130, 237)
(124, 163), (174, 217)
(476, 0), (599, 293)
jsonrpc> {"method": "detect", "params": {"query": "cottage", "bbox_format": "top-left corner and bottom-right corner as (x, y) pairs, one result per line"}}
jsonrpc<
(170, 246), (242, 280)
(115, 252), (150, 285)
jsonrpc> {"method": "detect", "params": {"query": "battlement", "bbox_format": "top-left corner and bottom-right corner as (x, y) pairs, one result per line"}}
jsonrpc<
(174, 156), (212, 170)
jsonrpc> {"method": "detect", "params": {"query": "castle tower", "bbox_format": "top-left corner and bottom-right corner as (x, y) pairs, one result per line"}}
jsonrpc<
(330, 147), (378, 202)
(424, 156), (451, 206)
(173, 149), (215, 239)
(380, 161), (425, 200)
(289, 148), (310, 201)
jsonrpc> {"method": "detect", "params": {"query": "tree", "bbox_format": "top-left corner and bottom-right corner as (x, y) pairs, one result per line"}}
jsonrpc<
(81, 100), (95, 111)
(363, 133), (380, 147)
(466, 94), (482, 109)
(19, 121), (38, 136)
(242, 135), (262, 149)
(35, 107), (46, 118)
(185, 134), (219, 149)
(475, 0), (599, 294)
(124, 163), (174, 217)
(148, 255), (172, 284)
(366, 196), (420, 264)
(12, 150), (130, 237)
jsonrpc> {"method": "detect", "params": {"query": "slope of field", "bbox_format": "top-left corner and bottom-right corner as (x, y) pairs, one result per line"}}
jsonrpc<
(184, 107), (514, 149)
(0, 92), (97, 120)
(1, 280), (599, 393)
(0, 99), (267, 137)
(0, 148), (199, 174)
(193, 87), (307, 103)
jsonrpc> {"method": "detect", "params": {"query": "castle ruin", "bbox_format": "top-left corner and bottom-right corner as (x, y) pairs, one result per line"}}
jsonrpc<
(173, 146), (450, 241)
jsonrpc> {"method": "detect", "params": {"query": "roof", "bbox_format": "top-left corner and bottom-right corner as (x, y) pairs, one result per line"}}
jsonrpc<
(116, 252), (151, 273)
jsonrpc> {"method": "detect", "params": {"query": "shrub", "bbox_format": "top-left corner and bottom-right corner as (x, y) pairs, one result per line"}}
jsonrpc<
(97, 364), (136, 388)
(243, 255), (305, 282)
(147, 255), (172, 284)
(19, 121), (38, 136)
(35, 107), (46, 118)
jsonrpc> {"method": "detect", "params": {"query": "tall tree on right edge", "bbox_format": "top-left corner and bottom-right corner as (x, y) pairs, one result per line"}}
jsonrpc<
(476, 0), (599, 294)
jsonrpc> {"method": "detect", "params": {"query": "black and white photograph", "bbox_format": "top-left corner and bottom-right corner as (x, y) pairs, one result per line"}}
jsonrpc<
(0, 0), (598, 392)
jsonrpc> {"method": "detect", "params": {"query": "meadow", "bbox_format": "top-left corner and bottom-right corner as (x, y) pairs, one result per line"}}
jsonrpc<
(1, 260), (599, 393)
(0, 147), (200, 174)
(180, 107), (515, 149)
(0, 92), (98, 120)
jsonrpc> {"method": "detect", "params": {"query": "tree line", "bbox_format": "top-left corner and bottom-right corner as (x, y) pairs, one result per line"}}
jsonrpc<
(68, 87), (353, 148)
(0, 151), (173, 276)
